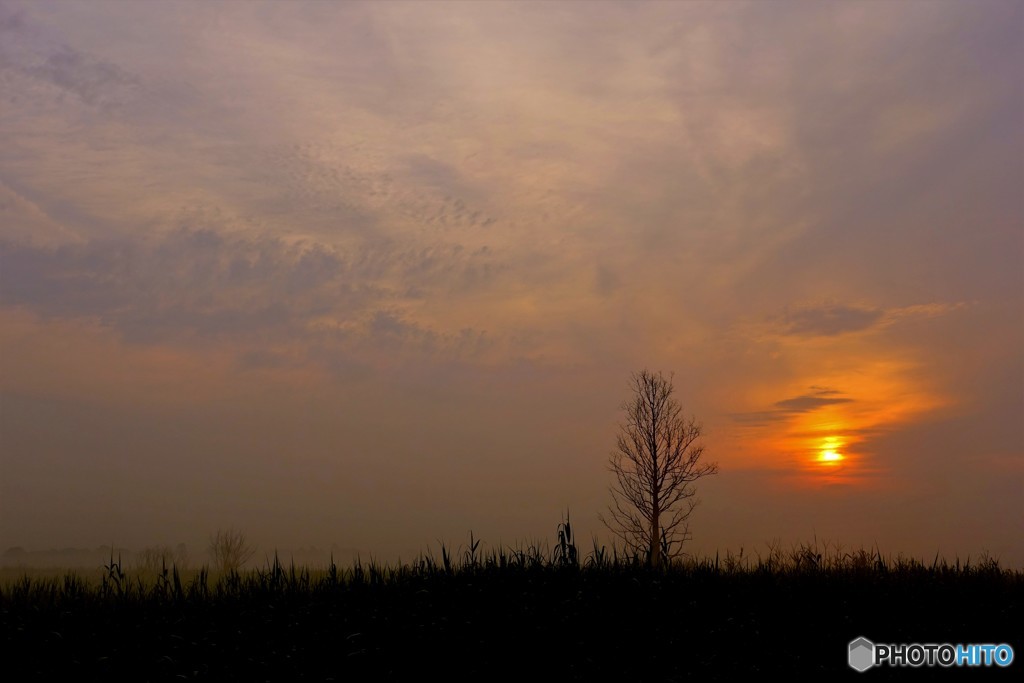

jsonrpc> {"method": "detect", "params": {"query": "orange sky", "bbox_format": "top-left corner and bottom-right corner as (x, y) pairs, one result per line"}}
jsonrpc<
(1, 0), (1021, 567)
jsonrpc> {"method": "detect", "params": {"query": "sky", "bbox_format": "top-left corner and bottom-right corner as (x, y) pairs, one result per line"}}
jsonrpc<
(1, 0), (1021, 568)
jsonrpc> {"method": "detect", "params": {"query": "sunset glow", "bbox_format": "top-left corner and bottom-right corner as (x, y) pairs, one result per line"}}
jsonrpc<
(0, 0), (1021, 569)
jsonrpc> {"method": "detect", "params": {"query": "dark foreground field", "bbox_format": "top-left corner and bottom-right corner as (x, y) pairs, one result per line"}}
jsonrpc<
(2, 546), (1021, 681)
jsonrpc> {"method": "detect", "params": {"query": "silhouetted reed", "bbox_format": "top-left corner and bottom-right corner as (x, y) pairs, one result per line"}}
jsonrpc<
(2, 535), (1020, 680)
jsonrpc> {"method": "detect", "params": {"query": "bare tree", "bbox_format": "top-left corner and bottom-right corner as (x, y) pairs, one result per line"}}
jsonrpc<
(208, 528), (256, 573)
(601, 370), (718, 566)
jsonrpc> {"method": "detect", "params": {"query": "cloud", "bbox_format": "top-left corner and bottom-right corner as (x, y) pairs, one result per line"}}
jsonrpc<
(0, 7), (139, 112)
(0, 181), (83, 245)
(778, 304), (884, 337)
(0, 4), (25, 33)
(0, 226), (497, 355)
(25, 45), (139, 108)
(770, 301), (972, 340)
(364, 309), (491, 358)
(732, 387), (854, 425)
(774, 394), (854, 413)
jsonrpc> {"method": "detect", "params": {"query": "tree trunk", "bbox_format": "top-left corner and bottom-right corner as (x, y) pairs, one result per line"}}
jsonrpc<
(650, 504), (661, 567)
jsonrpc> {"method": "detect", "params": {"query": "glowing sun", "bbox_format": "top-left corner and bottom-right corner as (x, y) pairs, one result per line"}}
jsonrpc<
(819, 449), (843, 462)
(817, 437), (845, 465)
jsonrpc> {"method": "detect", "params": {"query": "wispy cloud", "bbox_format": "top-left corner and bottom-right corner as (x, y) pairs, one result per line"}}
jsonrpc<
(778, 304), (883, 337)
(0, 227), (498, 359)
(771, 301), (970, 339)
(732, 387), (854, 425)
(774, 392), (855, 413)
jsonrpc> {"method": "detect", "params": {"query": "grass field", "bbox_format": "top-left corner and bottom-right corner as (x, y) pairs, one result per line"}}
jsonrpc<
(2, 539), (1021, 681)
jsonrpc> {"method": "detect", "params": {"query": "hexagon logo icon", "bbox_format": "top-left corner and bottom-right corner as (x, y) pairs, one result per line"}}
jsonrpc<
(849, 637), (875, 672)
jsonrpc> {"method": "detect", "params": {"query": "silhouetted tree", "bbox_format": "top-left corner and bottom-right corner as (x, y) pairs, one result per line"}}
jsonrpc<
(208, 528), (255, 573)
(601, 370), (718, 566)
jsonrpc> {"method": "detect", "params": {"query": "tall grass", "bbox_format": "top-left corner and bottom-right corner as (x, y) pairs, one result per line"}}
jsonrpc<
(3, 536), (1017, 598)
(3, 537), (1020, 680)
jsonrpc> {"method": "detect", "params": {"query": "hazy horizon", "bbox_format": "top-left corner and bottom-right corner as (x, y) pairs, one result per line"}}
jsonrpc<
(1, 1), (1022, 567)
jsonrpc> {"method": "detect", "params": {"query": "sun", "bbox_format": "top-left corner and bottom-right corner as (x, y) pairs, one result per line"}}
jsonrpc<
(816, 437), (845, 465)
(819, 449), (843, 462)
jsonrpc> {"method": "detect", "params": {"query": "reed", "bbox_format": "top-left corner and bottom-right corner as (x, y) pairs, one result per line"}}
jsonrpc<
(2, 532), (1019, 680)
